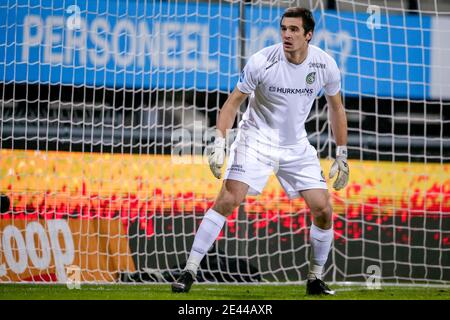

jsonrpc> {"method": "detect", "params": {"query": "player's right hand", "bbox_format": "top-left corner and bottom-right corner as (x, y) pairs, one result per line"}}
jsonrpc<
(208, 136), (225, 179)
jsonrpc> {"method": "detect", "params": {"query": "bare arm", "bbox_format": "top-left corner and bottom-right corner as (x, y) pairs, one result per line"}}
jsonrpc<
(326, 91), (350, 190)
(216, 87), (249, 138)
(326, 91), (347, 147)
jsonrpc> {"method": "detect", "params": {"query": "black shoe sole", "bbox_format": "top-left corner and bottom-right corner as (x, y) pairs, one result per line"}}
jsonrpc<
(306, 290), (336, 296)
(171, 283), (189, 293)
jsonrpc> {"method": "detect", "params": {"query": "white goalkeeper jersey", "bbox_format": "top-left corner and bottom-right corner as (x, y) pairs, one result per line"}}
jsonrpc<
(236, 43), (341, 147)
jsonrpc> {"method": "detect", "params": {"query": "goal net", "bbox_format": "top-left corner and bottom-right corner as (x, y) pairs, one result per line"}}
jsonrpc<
(0, 0), (449, 286)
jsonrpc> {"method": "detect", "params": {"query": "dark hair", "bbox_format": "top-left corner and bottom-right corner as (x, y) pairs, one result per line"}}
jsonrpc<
(280, 7), (315, 40)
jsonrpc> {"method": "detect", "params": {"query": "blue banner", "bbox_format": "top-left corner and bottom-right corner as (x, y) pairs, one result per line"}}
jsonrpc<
(0, 0), (432, 99)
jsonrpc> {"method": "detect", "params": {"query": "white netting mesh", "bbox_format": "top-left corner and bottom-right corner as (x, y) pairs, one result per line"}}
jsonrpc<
(0, 0), (449, 285)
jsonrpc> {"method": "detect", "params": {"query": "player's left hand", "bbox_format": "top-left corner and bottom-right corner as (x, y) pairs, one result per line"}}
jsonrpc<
(329, 146), (349, 190)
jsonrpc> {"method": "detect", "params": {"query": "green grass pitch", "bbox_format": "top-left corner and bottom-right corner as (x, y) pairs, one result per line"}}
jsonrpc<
(1, 284), (449, 300)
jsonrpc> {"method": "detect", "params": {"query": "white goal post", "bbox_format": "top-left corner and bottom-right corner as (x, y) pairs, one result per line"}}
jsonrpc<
(0, 0), (449, 286)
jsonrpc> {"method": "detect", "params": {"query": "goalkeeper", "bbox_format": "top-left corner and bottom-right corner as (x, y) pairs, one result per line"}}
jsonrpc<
(172, 7), (349, 295)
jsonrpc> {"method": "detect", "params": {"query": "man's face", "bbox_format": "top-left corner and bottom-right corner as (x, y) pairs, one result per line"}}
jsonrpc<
(280, 17), (312, 53)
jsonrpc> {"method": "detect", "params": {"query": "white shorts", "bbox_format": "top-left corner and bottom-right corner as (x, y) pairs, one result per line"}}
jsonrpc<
(223, 133), (327, 199)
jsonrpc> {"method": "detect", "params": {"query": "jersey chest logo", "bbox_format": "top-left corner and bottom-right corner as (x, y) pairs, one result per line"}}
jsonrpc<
(306, 72), (316, 85)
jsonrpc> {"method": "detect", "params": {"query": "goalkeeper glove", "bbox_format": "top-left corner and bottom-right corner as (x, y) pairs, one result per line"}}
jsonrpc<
(208, 136), (225, 179)
(329, 146), (349, 190)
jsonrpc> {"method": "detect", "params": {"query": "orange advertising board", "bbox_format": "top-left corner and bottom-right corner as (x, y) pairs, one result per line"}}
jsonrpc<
(0, 218), (135, 282)
(1, 149), (448, 218)
(0, 149), (449, 241)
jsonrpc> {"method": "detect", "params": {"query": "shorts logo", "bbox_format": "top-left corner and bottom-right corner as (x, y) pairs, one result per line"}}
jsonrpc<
(306, 72), (316, 85)
(229, 164), (245, 173)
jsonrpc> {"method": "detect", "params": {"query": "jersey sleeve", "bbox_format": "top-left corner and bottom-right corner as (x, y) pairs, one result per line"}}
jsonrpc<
(323, 57), (341, 96)
(236, 53), (265, 94)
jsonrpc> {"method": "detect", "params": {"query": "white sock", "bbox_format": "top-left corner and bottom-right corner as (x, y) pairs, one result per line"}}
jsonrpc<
(308, 223), (333, 281)
(185, 208), (226, 275)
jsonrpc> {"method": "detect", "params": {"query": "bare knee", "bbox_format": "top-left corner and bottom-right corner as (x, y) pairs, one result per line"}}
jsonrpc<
(212, 181), (248, 217)
(311, 203), (333, 229)
(213, 192), (242, 217)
